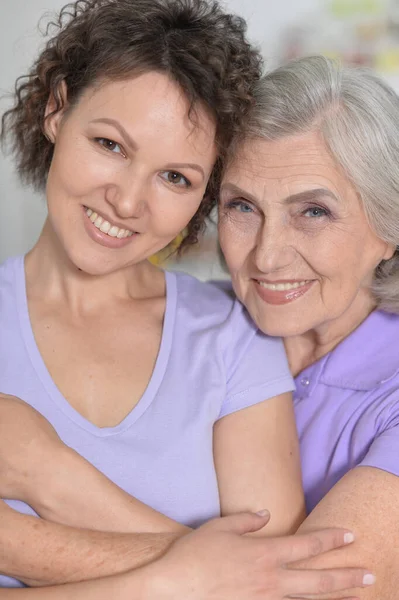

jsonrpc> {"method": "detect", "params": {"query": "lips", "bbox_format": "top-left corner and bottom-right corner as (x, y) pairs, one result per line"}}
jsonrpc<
(85, 207), (134, 239)
(254, 278), (314, 305)
(82, 206), (138, 249)
(257, 279), (312, 292)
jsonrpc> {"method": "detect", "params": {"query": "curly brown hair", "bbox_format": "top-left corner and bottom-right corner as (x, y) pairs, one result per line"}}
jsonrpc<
(1, 0), (262, 251)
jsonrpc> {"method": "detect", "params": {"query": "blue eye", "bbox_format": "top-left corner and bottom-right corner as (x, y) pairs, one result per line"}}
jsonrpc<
(303, 206), (329, 218)
(160, 171), (191, 188)
(95, 138), (123, 154)
(226, 200), (254, 214)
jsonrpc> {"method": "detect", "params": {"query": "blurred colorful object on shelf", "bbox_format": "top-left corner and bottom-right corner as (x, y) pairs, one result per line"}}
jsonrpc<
(279, 0), (399, 74)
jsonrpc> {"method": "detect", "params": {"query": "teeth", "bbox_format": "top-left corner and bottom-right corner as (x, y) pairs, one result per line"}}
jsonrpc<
(85, 208), (134, 238)
(258, 280), (310, 291)
(108, 226), (119, 237)
(99, 220), (111, 234)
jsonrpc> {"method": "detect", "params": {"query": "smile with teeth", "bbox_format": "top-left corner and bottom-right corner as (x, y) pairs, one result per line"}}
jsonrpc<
(257, 280), (311, 292)
(85, 208), (134, 239)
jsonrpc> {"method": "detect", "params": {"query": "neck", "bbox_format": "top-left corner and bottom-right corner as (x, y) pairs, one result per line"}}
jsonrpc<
(25, 218), (164, 314)
(284, 289), (377, 376)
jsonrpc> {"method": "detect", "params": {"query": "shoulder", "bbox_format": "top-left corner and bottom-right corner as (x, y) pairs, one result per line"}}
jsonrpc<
(170, 271), (287, 354)
(171, 270), (236, 318)
(321, 309), (399, 391)
(171, 271), (259, 344)
(0, 255), (19, 281)
(0, 256), (20, 301)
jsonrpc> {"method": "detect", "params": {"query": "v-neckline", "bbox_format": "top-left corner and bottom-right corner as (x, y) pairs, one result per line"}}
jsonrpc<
(14, 255), (177, 437)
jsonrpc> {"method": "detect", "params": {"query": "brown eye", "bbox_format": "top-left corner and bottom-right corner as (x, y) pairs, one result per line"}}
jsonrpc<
(160, 171), (191, 188)
(95, 138), (123, 154)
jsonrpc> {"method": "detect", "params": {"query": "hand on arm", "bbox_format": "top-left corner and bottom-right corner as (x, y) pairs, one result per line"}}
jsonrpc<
(214, 392), (306, 536)
(293, 466), (397, 599)
(0, 512), (374, 600)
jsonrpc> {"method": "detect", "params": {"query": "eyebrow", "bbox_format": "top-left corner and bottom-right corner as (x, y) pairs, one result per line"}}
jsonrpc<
(285, 188), (339, 204)
(220, 183), (259, 203)
(90, 118), (205, 178)
(90, 118), (139, 151)
(164, 162), (205, 178)
(221, 183), (339, 204)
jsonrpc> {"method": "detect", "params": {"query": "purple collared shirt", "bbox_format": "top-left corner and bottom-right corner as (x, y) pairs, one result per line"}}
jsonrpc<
(295, 309), (399, 512)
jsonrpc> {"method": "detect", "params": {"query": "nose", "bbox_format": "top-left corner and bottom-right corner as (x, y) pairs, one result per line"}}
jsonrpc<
(254, 219), (296, 274)
(104, 173), (146, 219)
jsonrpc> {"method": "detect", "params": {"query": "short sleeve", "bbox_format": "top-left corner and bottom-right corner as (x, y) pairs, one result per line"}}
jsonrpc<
(359, 391), (399, 477)
(218, 300), (294, 420)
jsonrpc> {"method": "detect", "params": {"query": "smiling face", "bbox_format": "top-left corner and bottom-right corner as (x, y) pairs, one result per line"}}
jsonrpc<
(44, 71), (217, 275)
(219, 131), (394, 338)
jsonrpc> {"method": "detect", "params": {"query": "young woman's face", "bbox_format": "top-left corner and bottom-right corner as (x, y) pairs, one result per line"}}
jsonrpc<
(45, 72), (217, 274)
(219, 131), (394, 338)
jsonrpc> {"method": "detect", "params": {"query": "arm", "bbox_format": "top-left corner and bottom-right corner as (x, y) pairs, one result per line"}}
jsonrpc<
(0, 569), (153, 600)
(293, 466), (398, 599)
(0, 513), (374, 600)
(0, 395), (190, 585)
(0, 393), (187, 533)
(0, 499), (179, 587)
(214, 392), (306, 536)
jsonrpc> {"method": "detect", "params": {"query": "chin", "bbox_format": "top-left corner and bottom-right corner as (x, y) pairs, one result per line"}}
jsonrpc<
(249, 309), (312, 338)
(64, 244), (120, 277)
(256, 319), (299, 338)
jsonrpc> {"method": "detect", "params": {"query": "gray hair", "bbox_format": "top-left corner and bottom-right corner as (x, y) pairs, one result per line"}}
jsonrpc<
(241, 55), (399, 313)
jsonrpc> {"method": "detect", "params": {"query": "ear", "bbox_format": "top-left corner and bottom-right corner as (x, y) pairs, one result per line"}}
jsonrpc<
(43, 80), (68, 143)
(382, 242), (396, 261)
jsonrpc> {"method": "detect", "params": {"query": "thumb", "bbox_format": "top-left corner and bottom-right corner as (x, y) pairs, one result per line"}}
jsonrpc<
(208, 510), (271, 535)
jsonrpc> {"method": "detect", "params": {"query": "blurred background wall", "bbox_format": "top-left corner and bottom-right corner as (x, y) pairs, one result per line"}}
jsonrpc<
(1, 0), (399, 278)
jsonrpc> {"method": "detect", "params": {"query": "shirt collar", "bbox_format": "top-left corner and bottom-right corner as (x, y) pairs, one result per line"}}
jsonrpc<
(320, 310), (399, 391)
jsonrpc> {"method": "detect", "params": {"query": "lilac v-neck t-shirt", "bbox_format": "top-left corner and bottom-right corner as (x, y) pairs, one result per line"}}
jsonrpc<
(0, 256), (294, 587)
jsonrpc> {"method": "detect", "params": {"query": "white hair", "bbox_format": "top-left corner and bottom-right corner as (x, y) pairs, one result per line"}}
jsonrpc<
(240, 55), (399, 313)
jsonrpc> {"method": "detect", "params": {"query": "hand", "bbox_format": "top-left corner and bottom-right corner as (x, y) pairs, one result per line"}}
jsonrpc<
(0, 393), (66, 505)
(147, 511), (374, 599)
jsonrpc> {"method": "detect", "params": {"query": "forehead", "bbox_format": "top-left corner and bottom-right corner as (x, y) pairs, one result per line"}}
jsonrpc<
(71, 72), (217, 161)
(224, 131), (350, 197)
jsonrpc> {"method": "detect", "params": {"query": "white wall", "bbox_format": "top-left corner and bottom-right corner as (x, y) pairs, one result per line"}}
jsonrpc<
(0, 0), (323, 261)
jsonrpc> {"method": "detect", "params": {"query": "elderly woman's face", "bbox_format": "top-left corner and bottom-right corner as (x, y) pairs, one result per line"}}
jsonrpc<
(219, 131), (394, 337)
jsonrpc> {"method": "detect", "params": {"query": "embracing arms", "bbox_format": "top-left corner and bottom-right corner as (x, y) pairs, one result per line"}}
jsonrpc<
(0, 509), (371, 600)
(0, 393), (374, 598)
(0, 394), (185, 586)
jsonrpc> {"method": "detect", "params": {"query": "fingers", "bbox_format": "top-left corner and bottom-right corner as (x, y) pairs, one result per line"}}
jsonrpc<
(282, 567), (375, 598)
(273, 528), (356, 564)
(205, 510), (270, 535)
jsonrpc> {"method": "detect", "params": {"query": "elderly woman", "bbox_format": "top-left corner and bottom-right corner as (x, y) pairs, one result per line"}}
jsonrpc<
(218, 55), (399, 599)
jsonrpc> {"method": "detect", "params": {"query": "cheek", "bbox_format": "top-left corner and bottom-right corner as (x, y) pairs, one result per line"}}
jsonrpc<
(150, 192), (205, 237)
(48, 140), (112, 203)
(218, 214), (258, 268)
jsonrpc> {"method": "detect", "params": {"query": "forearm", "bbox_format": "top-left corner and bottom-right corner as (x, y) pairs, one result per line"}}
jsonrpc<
(0, 567), (162, 600)
(0, 501), (179, 586)
(34, 446), (188, 534)
(0, 396), (186, 535)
